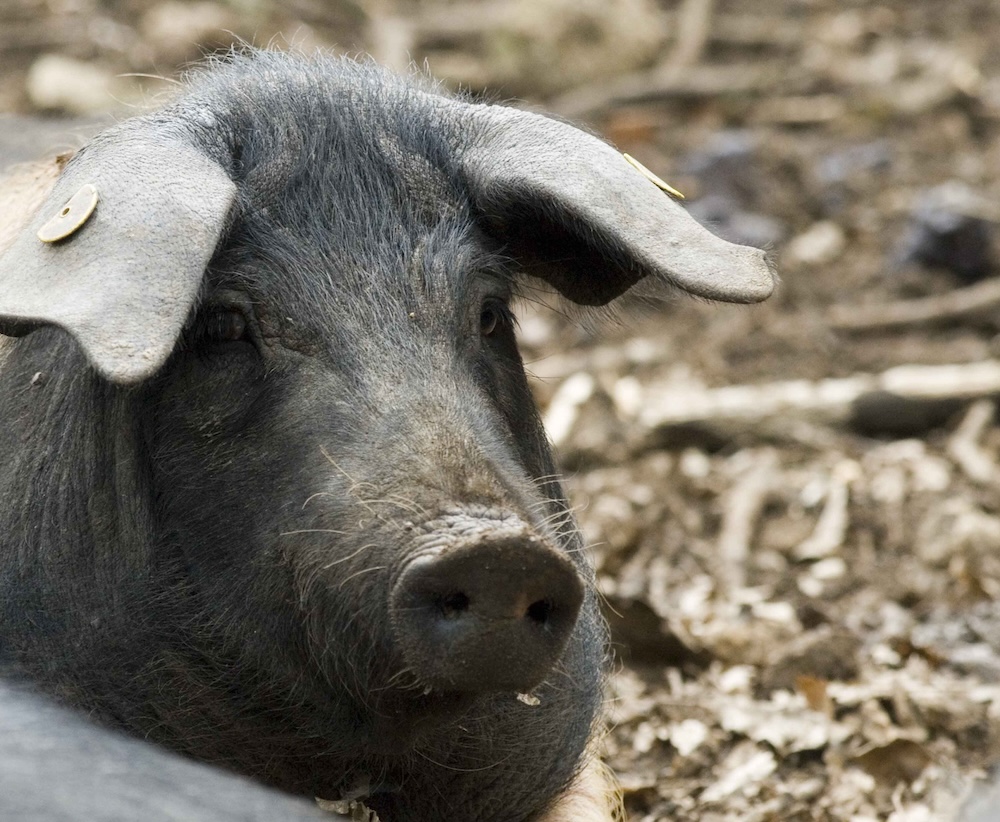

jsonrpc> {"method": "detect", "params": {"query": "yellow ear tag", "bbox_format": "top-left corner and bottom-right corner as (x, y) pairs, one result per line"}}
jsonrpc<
(622, 153), (685, 200)
(37, 184), (99, 243)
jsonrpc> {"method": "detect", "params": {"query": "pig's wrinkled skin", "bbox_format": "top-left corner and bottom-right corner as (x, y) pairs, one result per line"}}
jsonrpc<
(0, 52), (773, 821)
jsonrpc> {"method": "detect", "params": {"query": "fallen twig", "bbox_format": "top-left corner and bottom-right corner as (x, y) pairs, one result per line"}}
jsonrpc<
(550, 61), (786, 120)
(409, 6), (800, 49)
(795, 460), (857, 560)
(947, 399), (999, 485)
(666, 0), (717, 71)
(633, 360), (1000, 437)
(828, 278), (1000, 332)
(717, 450), (779, 591)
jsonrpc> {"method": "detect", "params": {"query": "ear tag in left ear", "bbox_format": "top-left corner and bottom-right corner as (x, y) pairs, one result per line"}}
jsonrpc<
(622, 153), (685, 200)
(37, 184), (99, 243)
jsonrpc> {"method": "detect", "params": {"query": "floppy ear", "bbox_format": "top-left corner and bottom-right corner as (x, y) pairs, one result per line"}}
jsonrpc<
(457, 105), (774, 306)
(0, 122), (237, 384)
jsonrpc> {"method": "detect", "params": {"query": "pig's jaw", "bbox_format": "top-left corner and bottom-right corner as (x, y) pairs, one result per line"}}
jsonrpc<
(359, 687), (477, 753)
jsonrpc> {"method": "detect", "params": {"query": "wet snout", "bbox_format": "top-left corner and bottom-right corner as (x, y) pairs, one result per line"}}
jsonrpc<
(390, 517), (584, 693)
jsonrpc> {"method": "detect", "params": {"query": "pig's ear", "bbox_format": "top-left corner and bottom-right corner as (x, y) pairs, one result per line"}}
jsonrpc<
(0, 126), (236, 384)
(458, 106), (774, 306)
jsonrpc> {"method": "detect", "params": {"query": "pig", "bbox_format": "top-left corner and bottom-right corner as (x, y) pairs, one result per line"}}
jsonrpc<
(0, 675), (347, 822)
(0, 50), (773, 821)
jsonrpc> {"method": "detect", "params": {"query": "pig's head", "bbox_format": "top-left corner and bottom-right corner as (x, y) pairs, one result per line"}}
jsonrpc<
(0, 53), (773, 821)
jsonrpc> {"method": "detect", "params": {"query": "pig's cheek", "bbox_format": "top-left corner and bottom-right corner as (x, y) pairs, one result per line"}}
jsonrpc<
(536, 757), (621, 822)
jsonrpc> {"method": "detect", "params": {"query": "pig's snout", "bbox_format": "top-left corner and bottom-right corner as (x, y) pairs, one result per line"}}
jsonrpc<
(390, 524), (584, 693)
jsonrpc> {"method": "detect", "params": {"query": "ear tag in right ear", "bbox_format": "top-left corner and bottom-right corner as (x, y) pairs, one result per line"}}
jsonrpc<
(622, 153), (685, 200)
(37, 184), (99, 243)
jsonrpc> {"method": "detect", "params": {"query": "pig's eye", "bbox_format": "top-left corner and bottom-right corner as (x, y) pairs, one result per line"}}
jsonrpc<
(197, 309), (249, 345)
(480, 302), (509, 338)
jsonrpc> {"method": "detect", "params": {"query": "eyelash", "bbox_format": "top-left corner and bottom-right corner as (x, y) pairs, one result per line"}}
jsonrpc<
(191, 309), (250, 348)
(480, 301), (514, 338)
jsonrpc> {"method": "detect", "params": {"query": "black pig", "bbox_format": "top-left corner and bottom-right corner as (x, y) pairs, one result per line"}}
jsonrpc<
(0, 677), (347, 822)
(0, 51), (773, 821)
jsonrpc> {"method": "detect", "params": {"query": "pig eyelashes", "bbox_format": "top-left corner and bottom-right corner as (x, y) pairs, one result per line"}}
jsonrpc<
(479, 300), (514, 339)
(191, 309), (252, 348)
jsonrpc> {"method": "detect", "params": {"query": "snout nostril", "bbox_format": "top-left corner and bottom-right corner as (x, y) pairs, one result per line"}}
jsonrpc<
(391, 530), (585, 692)
(526, 599), (553, 625)
(437, 591), (470, 619)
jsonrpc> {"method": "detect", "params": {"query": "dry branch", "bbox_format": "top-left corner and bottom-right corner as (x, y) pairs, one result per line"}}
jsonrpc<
(717, 450), (779, 591)
(947, 399), (1000, 485)
(632, 360), (1000, 437)
(666, 0), (717, 71)
(828, 278), (1000, 332)
(550, 61), (784, 119)
(795, 461), (856, 560)
(409, 5), (799, 49)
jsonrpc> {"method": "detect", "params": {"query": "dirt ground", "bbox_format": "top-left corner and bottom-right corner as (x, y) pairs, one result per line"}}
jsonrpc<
(2, 0), (1000, 819)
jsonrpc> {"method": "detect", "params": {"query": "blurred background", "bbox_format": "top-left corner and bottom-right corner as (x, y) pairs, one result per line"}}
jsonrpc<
(3, 1), (1000, 820)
